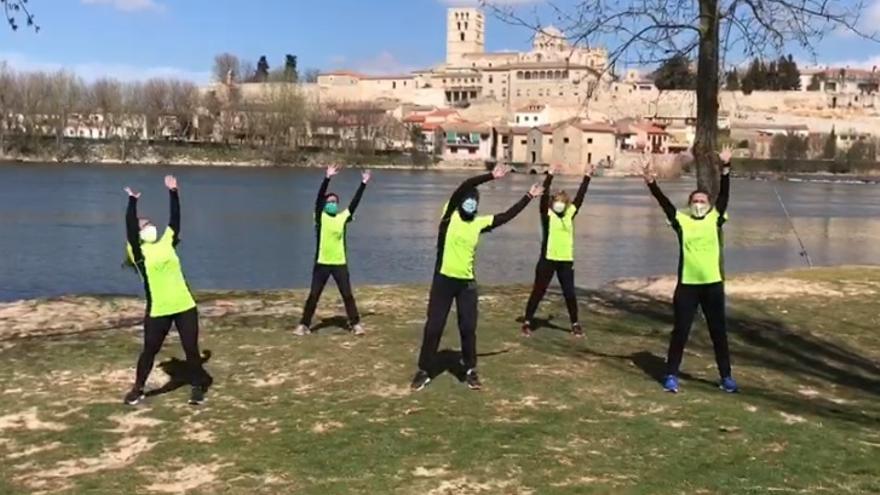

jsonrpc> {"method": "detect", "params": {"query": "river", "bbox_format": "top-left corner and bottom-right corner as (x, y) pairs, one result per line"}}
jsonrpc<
(1, 162), (878, 302)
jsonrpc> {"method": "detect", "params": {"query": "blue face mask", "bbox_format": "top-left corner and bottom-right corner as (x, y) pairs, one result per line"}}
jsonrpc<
(324, 202), (339, 215)
(461, 198), (478, 215)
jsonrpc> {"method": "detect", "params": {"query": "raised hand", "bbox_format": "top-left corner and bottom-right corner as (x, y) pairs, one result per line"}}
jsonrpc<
(528, 183), (544, 198)
(719, 145), (733, 165)
(124, 186), (141, 199)
(639, 153), (656, 184)
(585, 163), (597, 177)
(164, 175), (178, 190)
(548, 164), (560, 176)
(361, 170), (372, 184)
(492, 163), (511, 179)
(326, 165), (341, 178)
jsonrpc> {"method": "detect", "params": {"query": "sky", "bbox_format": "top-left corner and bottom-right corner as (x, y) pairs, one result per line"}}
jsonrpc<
(1, 0), (878, 85)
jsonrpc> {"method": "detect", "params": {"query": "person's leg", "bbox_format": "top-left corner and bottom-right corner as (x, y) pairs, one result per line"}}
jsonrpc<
(556, 262), (580, 327)
(299, 264), (332, 328)
(134, 315), (173, 390)
(523, 258), (554, 327)
(330, 266), (361, 326)
(665, 284), (700, 376)
(701, 283), (733, 379)
(416, 275), (456, 374)
(456, 281), (479, 371)
(173, 307), (211, 387)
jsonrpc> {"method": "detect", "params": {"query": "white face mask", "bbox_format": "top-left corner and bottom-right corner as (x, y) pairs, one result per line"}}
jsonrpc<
(690, 203), (710, 218)
(552, 201), (566, 214)
(139, 225), (158, 243)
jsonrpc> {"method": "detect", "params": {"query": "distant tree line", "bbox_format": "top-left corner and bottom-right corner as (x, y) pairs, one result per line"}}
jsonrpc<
(725, 56), (801, 93)
(212, 53), (320, 85)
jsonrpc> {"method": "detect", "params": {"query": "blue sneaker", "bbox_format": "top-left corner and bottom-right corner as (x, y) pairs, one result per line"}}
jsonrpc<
(662, 375), (679, 393)
(720, 376), (739, 393)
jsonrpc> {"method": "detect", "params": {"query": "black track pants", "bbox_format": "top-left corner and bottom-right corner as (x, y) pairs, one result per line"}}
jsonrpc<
(417, 274), (478, 372)
(300, 264), (360, 327)
(665, 282), (732, 378)
(523, 258), (579, 324)
(135, 307), (210, 389)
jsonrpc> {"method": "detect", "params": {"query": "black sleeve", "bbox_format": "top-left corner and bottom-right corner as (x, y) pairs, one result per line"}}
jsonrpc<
(648, 181), (677, 223)
(539, 174), (553, 213)
(443, 173), (494, 220)
(126, 197), (144, 263)
(716, 172), (730, 217)
(348, 181), (367, 217)
(572, 176), (591, 212)
(485, 194), (533, 232)
(169, 189), (181, 246)
(315, 177), (330, 221)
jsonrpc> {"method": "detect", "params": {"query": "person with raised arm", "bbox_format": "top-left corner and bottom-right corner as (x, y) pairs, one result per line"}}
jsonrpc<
(122, 175), (212, 406)
(520, 163), (595, 338)
(642, 147), (738, 394)
(410, 164), (544, 392)
(294, 165), (371, 337)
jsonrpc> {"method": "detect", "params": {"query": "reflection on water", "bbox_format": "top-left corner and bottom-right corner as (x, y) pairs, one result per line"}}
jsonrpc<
(1, 163), (879, 301)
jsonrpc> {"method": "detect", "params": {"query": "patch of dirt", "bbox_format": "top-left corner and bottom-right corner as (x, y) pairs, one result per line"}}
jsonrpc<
(370, 383), (411, 399)
(779, 412), (808, 424)
(106, 410), (164, 435)
(607, 275), (851, 300)
(0, 408), (67, 432)
(413, 466), (449, 477)
(183, 422), (216, 444)
(311, 421), (344, 434)
(144, 461), (229, 493)
(426, 477), (533, 495)
(17, 436), (156, 488)
(6, 441), (63, 460)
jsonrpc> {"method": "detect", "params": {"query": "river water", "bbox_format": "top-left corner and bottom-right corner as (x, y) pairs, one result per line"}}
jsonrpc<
(1, 163), (878, 302)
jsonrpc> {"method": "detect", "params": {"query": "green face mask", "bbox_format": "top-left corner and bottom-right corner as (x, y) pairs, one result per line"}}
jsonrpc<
(324, 202), (339, 215)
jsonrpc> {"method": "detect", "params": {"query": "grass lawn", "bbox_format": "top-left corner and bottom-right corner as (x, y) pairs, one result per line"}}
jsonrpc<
(0, 266), (878, 494)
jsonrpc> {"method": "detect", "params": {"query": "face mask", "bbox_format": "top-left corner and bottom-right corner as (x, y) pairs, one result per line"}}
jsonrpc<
(461, 198), (478, 215)
(690, 203), (710, 218)
(139, 225), (158, 243)
(324, 202), (339, 215)
(552, 201), (566, 214)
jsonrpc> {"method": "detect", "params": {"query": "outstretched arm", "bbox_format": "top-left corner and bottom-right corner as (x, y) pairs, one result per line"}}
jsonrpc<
(348, 170), (370, 216)
(539, 170), (554, 213)
(165, 176), (181, 245)
(573, 173), (593, 212)
(485, 183), (543, 232)
(641, 155), (677, 223)
(716, 147), (732, 216)
(443, 164), (509, 219)
(124, 187), (143, 262)
(316, 165), (338, 218)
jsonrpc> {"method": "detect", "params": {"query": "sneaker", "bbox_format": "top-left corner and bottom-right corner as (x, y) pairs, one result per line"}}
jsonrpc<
(663, 374), (679, 393)
(293, 324), (311, 336)
(189, 385), (207, 406)
(410, 370), (431, 392)
(465, 369), (482, 391)
(720, 376), (739, 393)
(571, 322), (584, 338)
(352, 323), (366, 336)
(123, 387), (145, 406)
(521, 321), (533, 338)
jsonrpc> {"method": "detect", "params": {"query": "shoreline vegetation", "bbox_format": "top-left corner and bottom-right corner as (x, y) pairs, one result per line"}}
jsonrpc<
(0, 266), (878, 493)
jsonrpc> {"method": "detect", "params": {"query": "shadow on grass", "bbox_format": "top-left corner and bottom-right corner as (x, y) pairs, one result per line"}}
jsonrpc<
(426, 348), (511, 382)
(540, 285), (880, 426)
(310, 311), (378, 333)
(145, 350), (214, 397)
(514, 315), (570, 334)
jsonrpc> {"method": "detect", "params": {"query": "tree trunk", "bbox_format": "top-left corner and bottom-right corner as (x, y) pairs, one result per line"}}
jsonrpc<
(694, 0), (721, 198)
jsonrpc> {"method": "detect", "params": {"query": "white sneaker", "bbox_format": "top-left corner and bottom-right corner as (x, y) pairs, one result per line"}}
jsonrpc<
(352, 323), (366, 336)
(293, 324), (311, 336)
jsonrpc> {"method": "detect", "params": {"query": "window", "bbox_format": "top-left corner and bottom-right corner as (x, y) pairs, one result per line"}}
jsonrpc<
(564, 137), (570, 144)
(587, 152), (592, 164)
(549, 139), (553, 144)
(489, 76), (493, 84)
(516, 89), (521, 97)
(469, 148), (476, 155)
(516, 116), (520, 123)
(392, 82), (397, 89)
(520, 139), (527, 145)
(460, 33), (465, 42)
(502, 136), (509, 144)
(458, 22), (461, 30)
(587, 138), (593, 144)
(517, 71), (523, 79)
(465, 22), (468, 30)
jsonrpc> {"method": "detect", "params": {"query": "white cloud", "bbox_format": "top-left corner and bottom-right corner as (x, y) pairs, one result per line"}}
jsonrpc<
(869, 0), (880, 25)
(327, 51), (422, 75)
(0, 52), (210, 84)
(81, 0), (165, 13)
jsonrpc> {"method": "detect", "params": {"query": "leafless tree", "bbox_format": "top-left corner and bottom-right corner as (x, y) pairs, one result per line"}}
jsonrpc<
(213, 53), (241, 84)
(484, 0), (879, 195)
(90, 78), (123, 140)
(141, 78), (171, 140)
(47, 71), (86, 155)
(167, 79), (199, 139)
(3, 0), (38, 31)
(0, 62), (15, 154)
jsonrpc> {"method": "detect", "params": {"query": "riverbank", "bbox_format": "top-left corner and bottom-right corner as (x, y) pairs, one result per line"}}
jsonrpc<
(1, 266), (878, 494)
